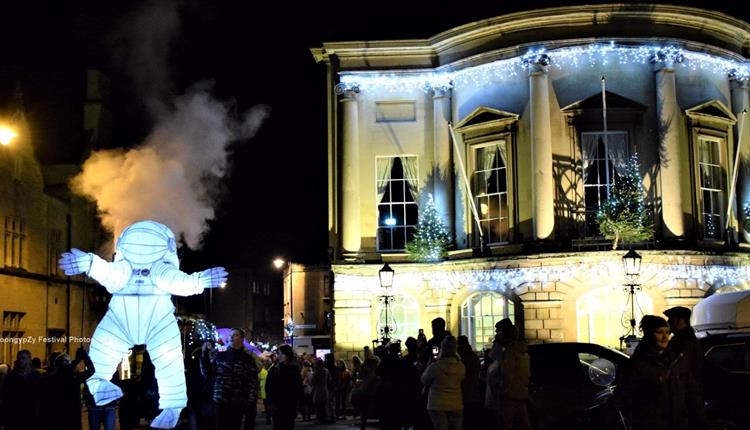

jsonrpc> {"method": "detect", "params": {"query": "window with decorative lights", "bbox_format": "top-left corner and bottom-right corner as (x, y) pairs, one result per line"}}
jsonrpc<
(685, 99), (737, 241)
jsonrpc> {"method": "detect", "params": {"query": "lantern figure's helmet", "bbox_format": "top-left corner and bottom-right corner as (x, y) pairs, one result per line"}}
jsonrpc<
(115, 220), (179, 267)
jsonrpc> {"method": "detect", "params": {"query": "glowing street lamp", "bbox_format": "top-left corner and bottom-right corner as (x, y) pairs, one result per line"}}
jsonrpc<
(0, 126), (17, 146)
(378, 263), (395, 344)
(620, 248), (643, 352)
(622, 248), (642, 279)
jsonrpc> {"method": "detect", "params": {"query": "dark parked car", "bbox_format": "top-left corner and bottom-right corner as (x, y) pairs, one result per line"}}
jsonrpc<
(700, 331), (750, 430)
(528, 342), (628, 429)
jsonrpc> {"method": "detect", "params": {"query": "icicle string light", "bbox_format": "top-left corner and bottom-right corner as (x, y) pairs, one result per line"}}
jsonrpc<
(334, 261), (750, 294)
(339, 43), (750, 93)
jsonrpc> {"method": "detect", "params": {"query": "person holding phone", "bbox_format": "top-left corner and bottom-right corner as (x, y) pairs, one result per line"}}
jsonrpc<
(421, 317), (449, 368)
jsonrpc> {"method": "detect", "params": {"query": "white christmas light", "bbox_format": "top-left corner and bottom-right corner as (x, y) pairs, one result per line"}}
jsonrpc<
(339, 43), (750, 93)
(334, 259), (750, 294)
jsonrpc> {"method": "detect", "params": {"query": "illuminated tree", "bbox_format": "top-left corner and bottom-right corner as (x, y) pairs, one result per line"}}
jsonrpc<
(597, 154), (654, 249)
(406, 194), (450, 262)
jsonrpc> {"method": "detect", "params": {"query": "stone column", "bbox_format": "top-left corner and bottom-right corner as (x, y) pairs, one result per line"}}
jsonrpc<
(731, 77), (750, 242)
(336, 83), (361, 253)
(527, 54), (554, 240)
(432, 86), (455, 241)
(653, 50), (685, 238)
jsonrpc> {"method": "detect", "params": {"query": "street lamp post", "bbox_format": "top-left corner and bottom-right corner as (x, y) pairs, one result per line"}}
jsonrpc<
(620, 248), (642, 351)
(378, 263), (395, 344)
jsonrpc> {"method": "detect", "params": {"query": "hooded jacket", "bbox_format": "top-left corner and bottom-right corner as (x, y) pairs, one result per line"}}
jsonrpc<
(421, 356), (466, 411)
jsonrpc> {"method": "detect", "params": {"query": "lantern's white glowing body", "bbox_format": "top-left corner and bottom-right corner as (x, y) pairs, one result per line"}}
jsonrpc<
(59, 220), (227, 429)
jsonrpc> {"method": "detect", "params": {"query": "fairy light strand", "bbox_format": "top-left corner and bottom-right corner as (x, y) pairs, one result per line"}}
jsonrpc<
(339, 43), (750, 93)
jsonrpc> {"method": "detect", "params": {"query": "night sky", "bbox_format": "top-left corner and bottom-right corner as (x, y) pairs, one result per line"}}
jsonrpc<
(3, 0), (750, 276)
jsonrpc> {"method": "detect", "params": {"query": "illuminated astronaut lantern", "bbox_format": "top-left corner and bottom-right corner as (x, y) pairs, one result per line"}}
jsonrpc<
(59, 220), (227, 429)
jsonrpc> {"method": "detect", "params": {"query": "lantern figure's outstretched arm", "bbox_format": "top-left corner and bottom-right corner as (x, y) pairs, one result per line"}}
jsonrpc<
(152, 262), (227, 296)
(59, 249), (131, 293)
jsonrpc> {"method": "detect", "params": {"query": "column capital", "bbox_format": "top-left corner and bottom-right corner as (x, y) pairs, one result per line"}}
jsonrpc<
(335, 82), (360, 99)
(523, 52), (552, 75)
(729, 70), (749, 88)
(650, 47), (684, 71)
(430, 85), (452, 98)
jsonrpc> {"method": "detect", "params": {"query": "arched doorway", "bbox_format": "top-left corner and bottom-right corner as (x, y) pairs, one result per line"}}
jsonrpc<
(461, 292), (514, 350)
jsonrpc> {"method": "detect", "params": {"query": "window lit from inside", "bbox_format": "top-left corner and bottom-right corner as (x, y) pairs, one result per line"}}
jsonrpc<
(461, 292), (514, 350)
(377, 156), (418, 250)
(473, 142), (509, 244)
(577, 287), (652, 349)
(581, 131), (629, 236)
(698, 136), (724, 240)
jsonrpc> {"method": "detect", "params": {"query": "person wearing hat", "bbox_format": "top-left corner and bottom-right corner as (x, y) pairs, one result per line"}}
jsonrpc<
(612, 315), (701, 430)
(664, 306), (706, 430)
(664, 306), (703, 385)
(421, 336), (466, 430)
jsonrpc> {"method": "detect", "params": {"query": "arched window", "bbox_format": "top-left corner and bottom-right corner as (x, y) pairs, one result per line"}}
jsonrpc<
(577, 287), (653, 348)
(377, 295), (420, 341)
(461, 292), (514, 350)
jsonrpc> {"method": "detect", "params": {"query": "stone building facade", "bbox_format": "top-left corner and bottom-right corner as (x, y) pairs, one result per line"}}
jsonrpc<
(310, 5), (750, 357)
(0, 74), (108, 364)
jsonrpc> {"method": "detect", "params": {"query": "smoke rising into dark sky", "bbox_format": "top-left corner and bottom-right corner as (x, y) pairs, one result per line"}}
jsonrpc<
(72, 0), (269, 248)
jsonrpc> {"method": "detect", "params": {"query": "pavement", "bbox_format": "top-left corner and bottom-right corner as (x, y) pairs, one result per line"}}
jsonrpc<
(83, 409), (376, 429)
(254, 416), (373, 429)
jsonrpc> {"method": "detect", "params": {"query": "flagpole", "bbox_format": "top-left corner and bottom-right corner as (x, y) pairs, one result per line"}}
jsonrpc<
(725, 109), (747, 235)
(448, 123), (485, 247)
(602, 76), (610, 188)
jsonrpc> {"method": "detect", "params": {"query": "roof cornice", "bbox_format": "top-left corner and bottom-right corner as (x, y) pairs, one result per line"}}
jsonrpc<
(311, 4), (750, 69)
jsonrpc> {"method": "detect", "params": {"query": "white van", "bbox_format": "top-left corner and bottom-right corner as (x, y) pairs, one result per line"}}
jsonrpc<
(692, 289), (750, 336)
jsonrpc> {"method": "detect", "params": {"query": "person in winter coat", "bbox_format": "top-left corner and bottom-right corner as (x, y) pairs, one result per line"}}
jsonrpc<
(0, 349), (40, 430)
(421, 336), (466, 430)
(311, 359), (330, 424)
(496, 318), (532, 430)
(612, 315), (701, 430)
(420, 318), (450, 369)
(664, 306), (706, 430)
(259, 359), (272, 425)
(266, 345), (304, 430)
(212, 328), (260, 430)
(350, 354), (381, 430)
(41, 347), (96, 430)
(196, 341), (218, 430)
(457, 336), (481, 430)
(334, 360), (351, 419)
(300, 360), (314, 421)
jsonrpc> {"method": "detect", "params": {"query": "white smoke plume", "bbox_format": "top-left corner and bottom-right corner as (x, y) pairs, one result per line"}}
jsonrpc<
(72, 88), (269, 248)
(72, 0), (270, 249)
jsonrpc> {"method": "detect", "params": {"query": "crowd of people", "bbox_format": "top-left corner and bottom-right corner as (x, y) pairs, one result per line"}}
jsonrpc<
(0, 306), (708, 430)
